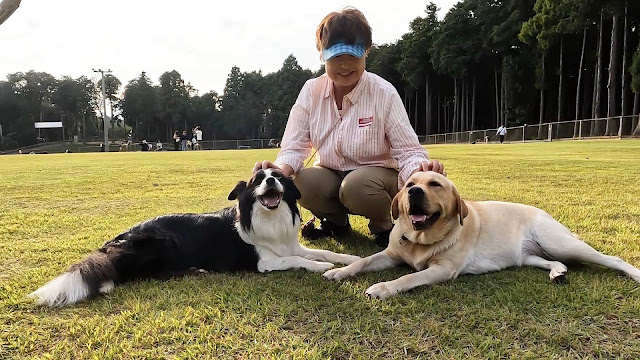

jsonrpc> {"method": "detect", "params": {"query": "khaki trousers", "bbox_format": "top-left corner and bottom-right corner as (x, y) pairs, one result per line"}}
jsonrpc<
(293, 166), (399, 234)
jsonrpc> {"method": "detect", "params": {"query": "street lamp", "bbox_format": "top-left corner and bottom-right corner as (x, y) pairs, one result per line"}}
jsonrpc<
(93, 68), (111, 152)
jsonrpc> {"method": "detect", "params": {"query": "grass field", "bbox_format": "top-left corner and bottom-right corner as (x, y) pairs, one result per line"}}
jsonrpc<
(1, 139), (639, 359)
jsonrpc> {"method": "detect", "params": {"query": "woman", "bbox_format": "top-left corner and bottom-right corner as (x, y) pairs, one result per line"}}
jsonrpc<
(173, 131), (180, 151)
(254, 7), (444, 247)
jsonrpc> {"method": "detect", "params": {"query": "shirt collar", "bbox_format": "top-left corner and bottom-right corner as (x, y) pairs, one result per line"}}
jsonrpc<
(323, 71), (369, 104)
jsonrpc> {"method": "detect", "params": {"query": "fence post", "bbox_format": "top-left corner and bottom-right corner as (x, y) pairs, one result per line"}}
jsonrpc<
(522, 125), (526, 143)
(578, 120), (582, 140)
(548, 124), (552, 142)
(618, 115), (623, 138)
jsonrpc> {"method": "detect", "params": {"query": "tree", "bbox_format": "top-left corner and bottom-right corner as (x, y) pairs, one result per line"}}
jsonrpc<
(631, 43), (640, 134)
(0, 80), (33, 149)
(102, 74), (122, 129)
(6, 71), (57, 124)
(122, 72), (157, 140)
(51, 76), (95, 139)
(190, 91), (220, 141)
(157, 70), (190, 138)
(263, 55), (313, 138)
(397, 3), (440, 134)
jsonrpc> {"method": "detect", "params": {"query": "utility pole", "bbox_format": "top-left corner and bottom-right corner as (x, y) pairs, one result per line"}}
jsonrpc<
(93, 68), (111, 152)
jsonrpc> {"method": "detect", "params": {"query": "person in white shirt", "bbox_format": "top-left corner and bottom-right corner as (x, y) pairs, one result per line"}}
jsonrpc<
(194, 126), (203, 143)
(253, 7), (444, 247)
(496, 125), (507, 144)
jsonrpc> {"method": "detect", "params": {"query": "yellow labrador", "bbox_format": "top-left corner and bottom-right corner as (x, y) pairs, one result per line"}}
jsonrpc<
(324, 171), (640, 299)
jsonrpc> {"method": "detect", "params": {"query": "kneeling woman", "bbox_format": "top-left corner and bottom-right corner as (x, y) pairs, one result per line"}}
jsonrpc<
(254, 7), (444, 247)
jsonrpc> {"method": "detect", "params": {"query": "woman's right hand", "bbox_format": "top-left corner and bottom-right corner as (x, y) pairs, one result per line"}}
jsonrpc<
(252, 161), (293, 177)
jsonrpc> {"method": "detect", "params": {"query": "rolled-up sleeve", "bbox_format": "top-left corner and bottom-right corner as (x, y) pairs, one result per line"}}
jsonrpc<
(384, 91), (429, 187)
(274, 81), (312, 174)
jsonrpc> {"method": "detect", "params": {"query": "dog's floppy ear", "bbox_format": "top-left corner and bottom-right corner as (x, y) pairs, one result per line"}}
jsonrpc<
(228, 181), (247, 200)
(290, 179), (301, 200)
(452, 186), (468, 226)
(391, 190), (402, 220)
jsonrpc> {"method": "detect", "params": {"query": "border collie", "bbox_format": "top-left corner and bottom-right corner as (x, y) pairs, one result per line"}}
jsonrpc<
(30, 169), (360, 307)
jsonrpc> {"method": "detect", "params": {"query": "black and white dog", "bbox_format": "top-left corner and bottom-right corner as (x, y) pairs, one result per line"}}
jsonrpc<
(30, 169), (360, 307)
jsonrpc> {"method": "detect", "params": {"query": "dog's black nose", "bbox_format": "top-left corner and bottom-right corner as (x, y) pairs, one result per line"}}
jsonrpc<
(266, 177), (276, 186)
(408, 187), (423, 197)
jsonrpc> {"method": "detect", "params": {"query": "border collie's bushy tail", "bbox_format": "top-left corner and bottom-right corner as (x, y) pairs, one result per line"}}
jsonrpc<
(29, 250), (118, 307)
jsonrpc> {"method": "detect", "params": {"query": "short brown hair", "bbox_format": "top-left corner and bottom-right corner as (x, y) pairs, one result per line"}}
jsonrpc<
(316, 7), (372, 52)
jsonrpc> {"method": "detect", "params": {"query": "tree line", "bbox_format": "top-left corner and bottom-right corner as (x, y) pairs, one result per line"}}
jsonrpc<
(0, 54), (318, 149)
(2, 0), (640, 150)
(366, 0), (640, 137)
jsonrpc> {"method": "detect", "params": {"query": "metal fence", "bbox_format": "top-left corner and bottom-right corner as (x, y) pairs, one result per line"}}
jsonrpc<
(199, 139), (281, 150)
(0, 138), (283, 155)
(5, 115), (639, 155)
(419, 116), (640, 144)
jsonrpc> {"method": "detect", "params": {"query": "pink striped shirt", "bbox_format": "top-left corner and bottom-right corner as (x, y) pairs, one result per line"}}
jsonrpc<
(274, 71), (429, 188)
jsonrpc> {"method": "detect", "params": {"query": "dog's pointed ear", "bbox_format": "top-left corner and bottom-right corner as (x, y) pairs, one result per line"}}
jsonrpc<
(453, 186), (468, 226)
(391, 191), (402, 220)
(228, 181), (247, 200)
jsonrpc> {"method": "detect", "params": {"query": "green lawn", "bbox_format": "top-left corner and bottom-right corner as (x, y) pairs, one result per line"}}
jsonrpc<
(1, 140), (639, 359)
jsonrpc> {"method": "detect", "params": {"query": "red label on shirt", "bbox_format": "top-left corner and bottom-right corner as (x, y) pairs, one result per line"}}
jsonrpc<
(358, 116), (373, 127)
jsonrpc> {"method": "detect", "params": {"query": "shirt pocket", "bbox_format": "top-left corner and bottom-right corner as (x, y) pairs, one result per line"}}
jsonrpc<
(353, 125), (382, 160)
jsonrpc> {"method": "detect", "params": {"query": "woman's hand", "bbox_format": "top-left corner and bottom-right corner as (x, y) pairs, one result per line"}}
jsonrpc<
(252, 161), (294, 177)
(413, 160), (446, 176)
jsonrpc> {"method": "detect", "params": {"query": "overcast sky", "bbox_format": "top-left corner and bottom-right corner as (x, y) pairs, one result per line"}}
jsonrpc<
(1, 0), (458, 94)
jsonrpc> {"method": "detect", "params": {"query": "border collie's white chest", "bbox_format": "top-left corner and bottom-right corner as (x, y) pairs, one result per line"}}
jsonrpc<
(236, 202), (301, 257)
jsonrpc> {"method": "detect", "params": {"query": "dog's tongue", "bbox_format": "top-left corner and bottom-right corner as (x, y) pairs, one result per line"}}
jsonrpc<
(411, 214), (427, 222)
(263, 195), (280, 207)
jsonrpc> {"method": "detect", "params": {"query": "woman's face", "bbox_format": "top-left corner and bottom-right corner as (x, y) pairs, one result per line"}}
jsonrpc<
(325, 54), (366, 91)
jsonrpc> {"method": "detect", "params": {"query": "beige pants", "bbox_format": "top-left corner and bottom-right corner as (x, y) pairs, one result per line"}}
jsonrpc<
(294, 166), (399, 234)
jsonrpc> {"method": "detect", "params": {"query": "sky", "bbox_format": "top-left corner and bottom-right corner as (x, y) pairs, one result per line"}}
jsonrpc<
(0, 0), (458, 95)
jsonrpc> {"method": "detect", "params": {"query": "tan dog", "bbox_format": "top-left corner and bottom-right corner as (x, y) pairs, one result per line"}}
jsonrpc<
(324, 171), (640, 299)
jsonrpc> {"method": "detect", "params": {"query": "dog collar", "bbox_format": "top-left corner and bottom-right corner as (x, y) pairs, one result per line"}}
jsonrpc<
(399, 235), (409, 246)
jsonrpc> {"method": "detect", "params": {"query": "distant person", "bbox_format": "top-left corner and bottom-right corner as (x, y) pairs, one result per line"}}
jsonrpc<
(155, 140), (163, 151)
(180, 130), (188, 151)
(140, 140), (152, 151)
(173, 131), (180, 151)
(496, 125), (507, 144)
(194, 126), (203, 143)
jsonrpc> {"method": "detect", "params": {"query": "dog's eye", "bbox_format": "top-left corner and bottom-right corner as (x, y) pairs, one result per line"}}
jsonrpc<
(405, 182), (414, 188)
(429, 181), (442, 187)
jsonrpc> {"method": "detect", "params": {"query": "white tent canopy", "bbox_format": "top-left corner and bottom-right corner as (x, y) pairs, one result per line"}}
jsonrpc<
(0, 0), (21, 26)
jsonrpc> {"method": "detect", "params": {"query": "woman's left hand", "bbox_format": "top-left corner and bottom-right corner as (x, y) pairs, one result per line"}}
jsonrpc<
(414, 160), (446, 176)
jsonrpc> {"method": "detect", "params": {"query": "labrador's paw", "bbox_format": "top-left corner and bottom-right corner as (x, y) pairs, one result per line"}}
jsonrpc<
(365, 281), (400, 300)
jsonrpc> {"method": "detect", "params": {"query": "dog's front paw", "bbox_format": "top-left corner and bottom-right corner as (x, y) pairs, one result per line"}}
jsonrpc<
(365, 281), (399, 300)
(323, 267), (352, 281)
(338, 254), (361, 265)
(550, 268), (568, 284)
(309, 261), (335, 273)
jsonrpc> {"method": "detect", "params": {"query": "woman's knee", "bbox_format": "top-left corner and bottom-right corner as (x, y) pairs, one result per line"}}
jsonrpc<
(294, 167), (341, 203)
(338, 168), (397, 213)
